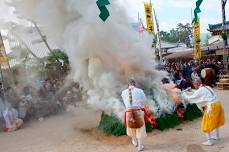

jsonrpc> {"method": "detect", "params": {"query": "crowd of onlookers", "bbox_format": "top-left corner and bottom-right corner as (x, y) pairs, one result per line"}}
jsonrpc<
(38, 78), (65, 99)
(163, 59), (226, 90)
(0, 78), (83, 132)
(38, 78), (83, 106)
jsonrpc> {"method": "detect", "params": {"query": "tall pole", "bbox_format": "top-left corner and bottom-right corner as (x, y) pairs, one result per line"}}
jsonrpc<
(32, 21), (61, 64)
(221, 0), (227, 64)
(0, 32), (7, 104)
(153, 8), (162, 62)
(138, 12), (140, 22)
(191, 8), (195, 59)
(0, 66), (7, 104)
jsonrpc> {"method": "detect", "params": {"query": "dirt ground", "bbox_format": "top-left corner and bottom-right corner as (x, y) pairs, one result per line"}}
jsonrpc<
(0, 90), (228, 152)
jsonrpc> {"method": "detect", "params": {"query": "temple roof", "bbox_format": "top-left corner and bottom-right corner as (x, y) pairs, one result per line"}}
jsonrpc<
(208, 21), (229, 32)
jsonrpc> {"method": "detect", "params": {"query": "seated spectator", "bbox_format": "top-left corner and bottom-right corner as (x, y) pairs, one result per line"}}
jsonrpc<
(3, 103), (23, 132)
(176, 72), (190, 91)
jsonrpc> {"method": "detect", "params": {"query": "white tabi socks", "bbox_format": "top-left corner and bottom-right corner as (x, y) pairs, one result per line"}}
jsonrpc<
(137, 139), (144, 151)
(132, 137), (138, 147)
(211, 128), (220, 140)
(202, 133), (213, 146)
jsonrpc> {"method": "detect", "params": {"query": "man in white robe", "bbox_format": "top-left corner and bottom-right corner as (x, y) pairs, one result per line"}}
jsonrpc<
(183, 79), (225, 146)
(121, 79), (147, 151)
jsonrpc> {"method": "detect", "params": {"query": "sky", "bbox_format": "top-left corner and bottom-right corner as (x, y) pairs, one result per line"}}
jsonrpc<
(120, 0), (229, 33)
(0, 0), (228, 33)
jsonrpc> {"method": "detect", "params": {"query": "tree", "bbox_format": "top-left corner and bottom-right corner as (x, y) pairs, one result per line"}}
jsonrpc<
(160, 23), (193, 47)
(176, 23), (192, 47)
(152, 33), (158, 48)
(47, 49), (69, 65)
(204, 34), (211, 46)
(159, 31), (170, 42)
(46, 49), (70, 79)
(170, 28), (179, 43)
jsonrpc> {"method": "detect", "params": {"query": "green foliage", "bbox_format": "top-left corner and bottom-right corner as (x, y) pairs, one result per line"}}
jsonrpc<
(152, 33), (158, 48)
(177, 23), (193, 47)
(221, 32), (228, 41)
(98, 112), (126, 136)
(203, 34), (210, 46)
(99, 104), (202, 136)
(160, 29), (179, 43)
(155, 112), (181, 131)
(160, 23), (192, 47)
(183, 104), (203, 121)
(47, 49), (69, 65)
(145, 122), (153, 133)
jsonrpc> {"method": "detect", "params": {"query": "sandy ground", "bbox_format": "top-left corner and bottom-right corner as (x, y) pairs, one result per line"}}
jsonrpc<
(0, 90), (228, 152)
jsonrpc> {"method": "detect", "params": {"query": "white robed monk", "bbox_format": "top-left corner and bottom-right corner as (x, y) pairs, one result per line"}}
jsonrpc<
(183, 79), (225, 146)
(121, 79), (147, 151)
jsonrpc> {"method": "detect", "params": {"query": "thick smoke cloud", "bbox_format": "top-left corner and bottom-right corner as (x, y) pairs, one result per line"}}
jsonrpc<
(7, 0), (175, 119)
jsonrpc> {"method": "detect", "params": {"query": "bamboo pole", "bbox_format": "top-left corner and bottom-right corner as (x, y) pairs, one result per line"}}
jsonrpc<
(32, 21), (61, 64)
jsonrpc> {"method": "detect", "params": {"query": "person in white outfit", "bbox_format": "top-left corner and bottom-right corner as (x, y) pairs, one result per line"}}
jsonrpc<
(183, 79), (225, 146)
(121, 79), (147, 151)
(3, 103), (23, 132)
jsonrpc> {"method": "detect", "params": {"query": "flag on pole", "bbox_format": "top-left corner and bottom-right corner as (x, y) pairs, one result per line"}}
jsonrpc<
(193, 18), (201, 60)
(144, 3), (155, 34)
(138, 18), (145, 38)
(96, 0), (110, 22)
(192, 0), (203, 23)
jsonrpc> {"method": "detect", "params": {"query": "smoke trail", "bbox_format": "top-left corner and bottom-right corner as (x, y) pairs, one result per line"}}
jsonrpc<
(7, 0), (175, 119)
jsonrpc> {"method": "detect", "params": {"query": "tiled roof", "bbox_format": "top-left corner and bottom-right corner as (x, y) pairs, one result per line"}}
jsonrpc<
(208, 21), (229, 32)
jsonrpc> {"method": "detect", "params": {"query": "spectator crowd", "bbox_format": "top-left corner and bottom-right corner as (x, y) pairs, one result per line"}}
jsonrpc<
(164, 59), (226, 90)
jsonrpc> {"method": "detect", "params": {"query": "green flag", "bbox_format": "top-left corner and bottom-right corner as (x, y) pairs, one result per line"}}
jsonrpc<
(97, 0), (110, 6)
(192, 0), (203, 23)
(196, 0), (203, 6)
(96, 0), (110, 22)
(195, 7), (201, 14)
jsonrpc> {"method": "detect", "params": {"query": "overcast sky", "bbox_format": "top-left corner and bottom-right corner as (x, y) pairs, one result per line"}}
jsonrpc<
(0, 0), (228, 33)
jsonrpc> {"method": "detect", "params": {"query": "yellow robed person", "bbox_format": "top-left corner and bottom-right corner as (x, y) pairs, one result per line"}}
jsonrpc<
(183, 79), (225, 146)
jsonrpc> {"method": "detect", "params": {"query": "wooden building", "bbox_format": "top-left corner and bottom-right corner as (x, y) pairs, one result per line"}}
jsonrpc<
(208, 21), (229, 36)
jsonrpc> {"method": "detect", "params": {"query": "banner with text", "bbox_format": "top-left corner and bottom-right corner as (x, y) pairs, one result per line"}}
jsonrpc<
(144, 3), (154, 34)
(193, 18), (201, 60)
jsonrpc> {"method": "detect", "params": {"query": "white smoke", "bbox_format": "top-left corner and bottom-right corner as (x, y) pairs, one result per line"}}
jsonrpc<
(7, 0), (175, 119)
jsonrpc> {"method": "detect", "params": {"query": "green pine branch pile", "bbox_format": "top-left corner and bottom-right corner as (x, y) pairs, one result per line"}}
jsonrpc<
(98, 104), (202, 136)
